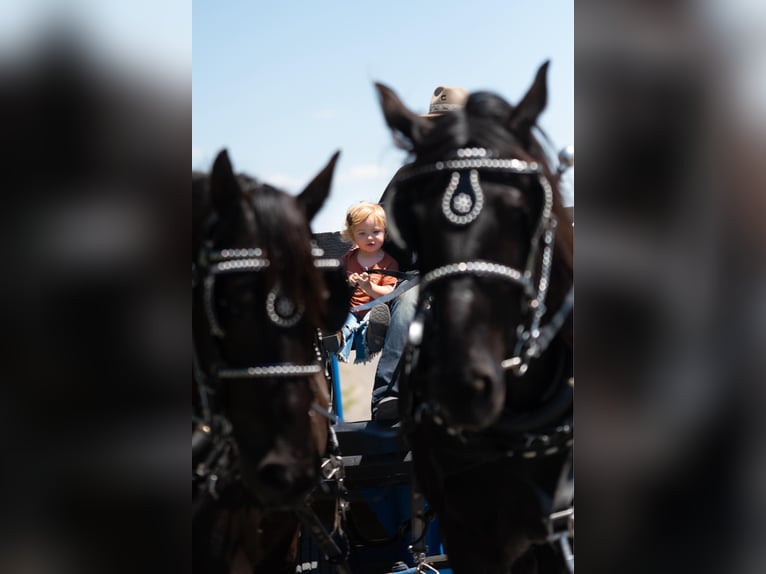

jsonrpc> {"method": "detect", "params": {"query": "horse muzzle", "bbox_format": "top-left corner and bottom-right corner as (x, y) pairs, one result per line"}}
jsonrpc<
(246, 454), (318, 507)
(428, 360), (506, 432)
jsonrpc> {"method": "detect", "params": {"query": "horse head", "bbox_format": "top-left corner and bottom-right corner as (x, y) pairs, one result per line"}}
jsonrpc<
(193, 148), (346, 507)
(376, 62), (573, 432)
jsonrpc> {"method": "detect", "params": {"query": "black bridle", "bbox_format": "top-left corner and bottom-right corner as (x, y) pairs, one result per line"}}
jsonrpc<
(192, 240), (353, 572)
(388, 147), (573, 377)
(192, 239), (344, 489)
(193, 243), (342, 394)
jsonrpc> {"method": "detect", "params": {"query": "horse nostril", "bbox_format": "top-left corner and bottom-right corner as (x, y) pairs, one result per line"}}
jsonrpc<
(471, 377), (488, 394)
(469, 370), (498, 401)
(257, 463), (291, 491)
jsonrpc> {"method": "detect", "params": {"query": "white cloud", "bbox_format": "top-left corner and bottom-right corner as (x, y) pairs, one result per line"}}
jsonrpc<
(337, 164), (389, 183)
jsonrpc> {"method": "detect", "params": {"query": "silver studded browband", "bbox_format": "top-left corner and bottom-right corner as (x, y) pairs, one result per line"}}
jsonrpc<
(208, 248), (265, 262)
(393, 151), (542, 181)
(218, 363), (322, 379)
(312, 246), (342, 269)
(205, 246), (341, 272)
(313, 258), (342, 269)
(202, 247), (341, 337)
(210, 257), (270, 274)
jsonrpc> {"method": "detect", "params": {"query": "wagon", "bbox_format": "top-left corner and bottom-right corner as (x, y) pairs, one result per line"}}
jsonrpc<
(294, 232), (452, 574)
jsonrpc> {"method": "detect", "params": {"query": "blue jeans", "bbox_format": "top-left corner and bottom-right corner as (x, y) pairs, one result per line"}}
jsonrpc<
(370, 282), (418, 413)
(337, 310), (377, 364)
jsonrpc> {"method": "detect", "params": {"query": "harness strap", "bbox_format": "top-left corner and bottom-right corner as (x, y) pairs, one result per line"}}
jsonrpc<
(192, 424), (213, 463)
(547, 448), (574, 573)
(420, 260), (530, 293)
(295, 506), (352, 574)
(366, 268), (416, 280)
(528, 287), (573, 359)
(351, 274), (420, 313)
(193, 340), (216, 423)
(218, 363), (322, 379)
(311, 401), (339, 425)
(551, 449), (573, 514)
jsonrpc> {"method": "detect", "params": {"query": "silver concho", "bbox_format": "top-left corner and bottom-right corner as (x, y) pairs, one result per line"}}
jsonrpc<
(441, 169), (484, 225)
(266, 284), (304, 328)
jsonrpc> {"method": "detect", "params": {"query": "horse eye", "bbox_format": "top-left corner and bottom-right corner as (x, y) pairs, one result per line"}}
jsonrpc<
(501, 187), (524, 207)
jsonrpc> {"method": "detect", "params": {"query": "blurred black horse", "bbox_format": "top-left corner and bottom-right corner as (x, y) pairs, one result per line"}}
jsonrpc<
(376, 62), (574, 573)
(192, 149), (349, 573)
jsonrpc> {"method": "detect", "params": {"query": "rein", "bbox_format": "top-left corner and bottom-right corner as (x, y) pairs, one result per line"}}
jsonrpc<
(394, 147), (573, 376)
(350, 269), (421, 314)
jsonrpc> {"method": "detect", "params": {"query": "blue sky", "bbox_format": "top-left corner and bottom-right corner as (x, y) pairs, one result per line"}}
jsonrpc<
(193, 1), (573, 232)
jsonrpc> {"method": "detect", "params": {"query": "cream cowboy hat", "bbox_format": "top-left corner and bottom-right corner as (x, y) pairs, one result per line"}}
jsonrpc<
(421, 85), (469, 117)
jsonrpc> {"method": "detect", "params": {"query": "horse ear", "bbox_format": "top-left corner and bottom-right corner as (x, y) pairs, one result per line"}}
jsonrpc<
(509, 60), (549, 136)
(297, 150), (340, 223)
(375, 82), (432, 149)
(210, 149), (242, 216)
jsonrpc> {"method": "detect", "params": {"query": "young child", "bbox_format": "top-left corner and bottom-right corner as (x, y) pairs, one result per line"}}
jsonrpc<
(338, 202), (399, 364)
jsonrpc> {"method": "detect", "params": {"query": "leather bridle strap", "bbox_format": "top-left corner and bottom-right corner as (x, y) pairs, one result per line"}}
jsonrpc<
(521, 286), (574, 361)
(351, 272), (421, 314)
(218, 363), (322, 379)
(294, 505), (352, 574)
(547, 448), (574, 573)
(419, 260), (530, 292)
(414, 258), (572, 375)
(192, 340), (214, 423)
(365, 268), (414, 280)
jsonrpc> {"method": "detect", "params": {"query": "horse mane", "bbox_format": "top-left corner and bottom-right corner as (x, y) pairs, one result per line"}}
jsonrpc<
(239, 176), (325, 326)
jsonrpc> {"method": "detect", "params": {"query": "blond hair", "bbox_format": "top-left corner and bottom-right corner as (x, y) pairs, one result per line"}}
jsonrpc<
(342, 202), (387, 242)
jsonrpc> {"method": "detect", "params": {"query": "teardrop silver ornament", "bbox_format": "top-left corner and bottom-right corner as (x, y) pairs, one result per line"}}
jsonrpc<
(441, 169), (484, 225)
(266, 283), (304, 328)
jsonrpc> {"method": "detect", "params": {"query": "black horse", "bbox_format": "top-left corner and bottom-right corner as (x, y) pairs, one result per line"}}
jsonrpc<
(192, 149), (350, 573)
(375, 62), (574, 573)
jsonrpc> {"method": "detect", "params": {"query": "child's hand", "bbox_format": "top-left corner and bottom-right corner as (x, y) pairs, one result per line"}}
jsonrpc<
(348, 271), (371, 291)
(357, 272), (371, 289)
